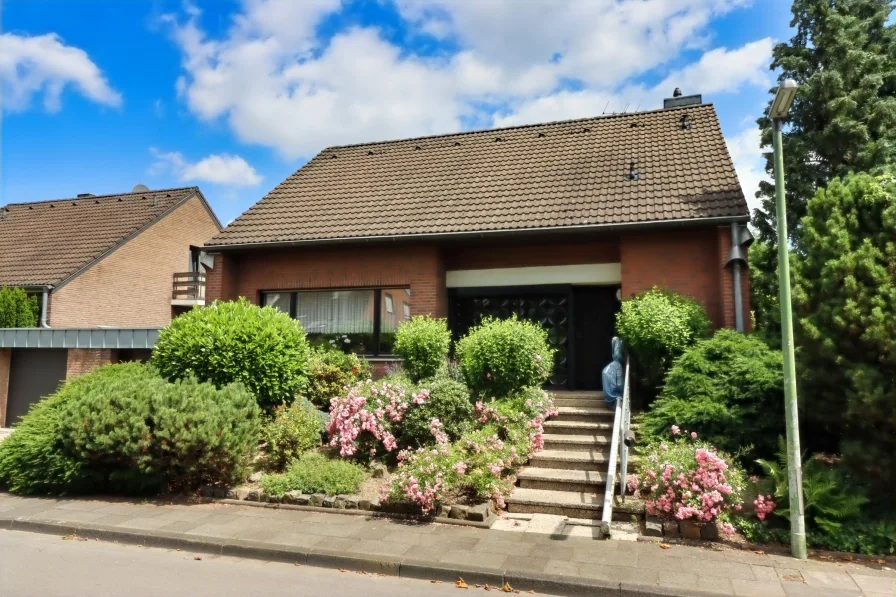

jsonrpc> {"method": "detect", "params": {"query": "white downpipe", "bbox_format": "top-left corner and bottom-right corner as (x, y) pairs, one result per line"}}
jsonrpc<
(600, 357), (630, 537)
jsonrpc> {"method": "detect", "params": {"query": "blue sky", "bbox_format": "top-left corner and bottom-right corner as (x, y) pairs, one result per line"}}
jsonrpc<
(2, 0), (792, 225)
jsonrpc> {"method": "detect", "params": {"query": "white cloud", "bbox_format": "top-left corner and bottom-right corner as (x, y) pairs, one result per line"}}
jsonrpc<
(165, 0), (770, 158)
(726, 124), (769, 216)
(150, 148), (263, 187)
(0, 33), (122, 112)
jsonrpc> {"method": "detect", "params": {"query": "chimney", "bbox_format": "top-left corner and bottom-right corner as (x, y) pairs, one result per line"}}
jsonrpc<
(664, 88), (702, 109)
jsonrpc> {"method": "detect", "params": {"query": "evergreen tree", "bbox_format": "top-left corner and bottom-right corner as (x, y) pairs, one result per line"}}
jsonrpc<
(793, 172), (896, 504)
(0, 287), (39, 328)
(753, 0), (896, 246)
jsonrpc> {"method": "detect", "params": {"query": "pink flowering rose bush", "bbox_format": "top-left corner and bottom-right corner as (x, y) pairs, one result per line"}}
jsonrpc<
(326, 379), (430, 458)
(386, 388), (556, 513)
(629, 426), (746, 532)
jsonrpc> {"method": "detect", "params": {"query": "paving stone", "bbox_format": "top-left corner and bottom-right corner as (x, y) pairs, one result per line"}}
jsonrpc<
(802, 569), (861, 591)
(752, 564), (780, 582)
(439, 549), (508, 570)
(309, 494), (325, 507)
(466, 503), (490, 522)
(234, 488), (250, 500)
(357, 499), (372, 511)
(730, 578), (787, 596)
(700, 522), (720, 541)
(225, 488), (239, 500)
(343, 496), (358, 510)
(644, 516), (662, 537)
(782, 582), (862, 597)
(282, 491), (300, 505)
(246, 491), (261, 502)
(679, 520), (701, 540)
(848, 572), (896, 594)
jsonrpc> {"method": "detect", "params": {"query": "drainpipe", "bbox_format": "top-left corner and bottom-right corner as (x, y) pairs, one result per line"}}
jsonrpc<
(725, 223), (751, 332)
(40, 286), (51, 328)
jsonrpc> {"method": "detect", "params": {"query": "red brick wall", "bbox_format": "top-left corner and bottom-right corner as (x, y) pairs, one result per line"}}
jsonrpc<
(443, 238), (619, 270)
(620, 226), (727, 328)
(66, 349), (113, 379)
(0, 349), (10, 427)
(206, 244), (447, 318)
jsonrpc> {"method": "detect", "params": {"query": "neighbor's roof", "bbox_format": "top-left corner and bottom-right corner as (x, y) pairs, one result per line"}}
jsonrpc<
(208, 103), (747, 248)
(0, 187), (200, 287)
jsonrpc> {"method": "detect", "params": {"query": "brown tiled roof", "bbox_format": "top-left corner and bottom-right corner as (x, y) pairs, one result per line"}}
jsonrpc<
(208, 104), (747, 248)
(0, 187), (199, 287)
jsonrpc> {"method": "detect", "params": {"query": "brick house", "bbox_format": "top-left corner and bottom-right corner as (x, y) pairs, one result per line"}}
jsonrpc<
(203, 96), (751, 390)
(0, 186), (220, 425)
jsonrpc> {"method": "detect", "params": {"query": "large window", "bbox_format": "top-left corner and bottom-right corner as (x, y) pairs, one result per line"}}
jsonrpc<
(262, 288), (410, 356)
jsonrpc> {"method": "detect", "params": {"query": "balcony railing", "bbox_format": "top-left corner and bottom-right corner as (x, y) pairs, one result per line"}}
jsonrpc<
(172, 272), (206, 305)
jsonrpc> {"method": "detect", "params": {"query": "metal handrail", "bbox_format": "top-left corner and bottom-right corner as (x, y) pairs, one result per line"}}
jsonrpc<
(600, 356), (631, 538)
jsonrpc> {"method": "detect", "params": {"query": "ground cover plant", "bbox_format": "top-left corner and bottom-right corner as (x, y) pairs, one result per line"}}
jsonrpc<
(261, 399), (324, 471)
(259, 452), (367, 497)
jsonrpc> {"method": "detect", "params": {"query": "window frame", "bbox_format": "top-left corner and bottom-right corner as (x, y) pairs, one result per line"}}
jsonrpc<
(261, 287), (409, 357)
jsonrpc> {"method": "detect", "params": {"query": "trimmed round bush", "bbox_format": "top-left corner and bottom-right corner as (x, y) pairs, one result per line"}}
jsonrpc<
(152, 298), (311, 411)
(616, 287), (710, 393)
(640, 329), (784, 465)
(304, 347), (371, 409)
(400, 377), (474, 448)
(393, 316), (451, 383)
(262, 399), (324, 470)
(456, 315), (554, 398)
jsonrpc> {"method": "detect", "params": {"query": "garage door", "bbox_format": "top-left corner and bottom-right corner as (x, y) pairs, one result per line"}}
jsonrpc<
(7, 349), (68, 426)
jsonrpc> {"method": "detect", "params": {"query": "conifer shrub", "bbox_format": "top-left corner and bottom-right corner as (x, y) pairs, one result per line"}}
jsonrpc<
(262, 399), (324, 470)
(152, 298), (311, 411)
(1, 362), (261, 495)
(0, 287), (39, 328)
(456, 315), (554, 398)
(640, 330), (784, 464)
(400, 377), (474, 448)
(260, 452), (367, 497)
(393, 316), (451, 383)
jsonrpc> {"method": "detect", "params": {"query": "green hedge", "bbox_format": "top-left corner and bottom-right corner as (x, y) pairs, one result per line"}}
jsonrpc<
(152, 298), (311, 411)
(393, 316), (451, 383)
(0, 287), (39, 328)
(456, 315), (554, 398)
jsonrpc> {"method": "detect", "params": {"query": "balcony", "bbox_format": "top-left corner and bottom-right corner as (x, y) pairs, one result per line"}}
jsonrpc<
(171, 272), (206, 306)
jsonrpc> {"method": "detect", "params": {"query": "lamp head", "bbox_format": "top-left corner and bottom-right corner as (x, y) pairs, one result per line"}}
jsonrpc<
(768, 79), (798, 120)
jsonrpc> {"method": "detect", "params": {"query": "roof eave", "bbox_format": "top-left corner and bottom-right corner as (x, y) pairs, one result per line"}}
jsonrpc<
(205, 213), (750, 252)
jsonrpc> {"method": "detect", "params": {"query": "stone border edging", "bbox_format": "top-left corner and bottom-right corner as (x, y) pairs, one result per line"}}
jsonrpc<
(0, 516), (730, 597)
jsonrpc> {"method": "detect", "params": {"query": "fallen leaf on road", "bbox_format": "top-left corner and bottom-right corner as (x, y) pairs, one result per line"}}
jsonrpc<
(456, 578), (468, 589)
(294, 562), (301, 566)
(659, 543), (671, 549)
(753, 550), (765, 555)
(339, 568), (348, 572)
(500, 583), (514, 593)
(193, 556), (202, 561)
(431, 580), (443, 584)
(484, 585), (492, 591)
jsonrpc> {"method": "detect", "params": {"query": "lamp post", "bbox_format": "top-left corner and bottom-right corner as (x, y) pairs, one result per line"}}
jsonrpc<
(769, 79), (807, 560)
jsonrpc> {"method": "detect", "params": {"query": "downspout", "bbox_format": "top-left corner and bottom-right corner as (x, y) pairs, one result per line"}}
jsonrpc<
(730, 223), (744, 332)
(40, 286), (51, 328)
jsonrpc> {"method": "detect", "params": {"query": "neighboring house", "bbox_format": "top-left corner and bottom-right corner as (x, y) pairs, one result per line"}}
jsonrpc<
(203, 93), (752, 391)
(0, 186), (221, 426)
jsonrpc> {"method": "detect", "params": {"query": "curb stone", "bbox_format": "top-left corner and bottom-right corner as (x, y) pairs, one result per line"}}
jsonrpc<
(0, 515), (754, 597)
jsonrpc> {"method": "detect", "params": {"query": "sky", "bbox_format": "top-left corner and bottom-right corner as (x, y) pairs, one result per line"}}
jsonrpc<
(1, 0), (792, 225)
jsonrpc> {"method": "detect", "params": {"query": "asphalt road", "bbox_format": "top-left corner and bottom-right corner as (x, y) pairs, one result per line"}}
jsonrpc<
(0, 530), (524, 597)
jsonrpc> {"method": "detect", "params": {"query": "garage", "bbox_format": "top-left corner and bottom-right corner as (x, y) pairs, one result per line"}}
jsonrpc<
(6, 349), (68, 425)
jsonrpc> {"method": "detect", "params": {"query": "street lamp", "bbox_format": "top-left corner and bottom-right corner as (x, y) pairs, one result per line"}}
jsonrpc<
(769, 78), (807, 560)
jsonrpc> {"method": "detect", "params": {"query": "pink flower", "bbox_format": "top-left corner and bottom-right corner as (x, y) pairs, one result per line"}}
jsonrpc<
(721, 523), (735, 535)
(671, 425), (680, 435)
(690, 432), (698, 440)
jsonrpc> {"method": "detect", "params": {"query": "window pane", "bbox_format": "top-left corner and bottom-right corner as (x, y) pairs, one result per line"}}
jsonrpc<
(295, 290), (375, 354)
(379, 288), (410, 355)
(262, 292), (291, 314)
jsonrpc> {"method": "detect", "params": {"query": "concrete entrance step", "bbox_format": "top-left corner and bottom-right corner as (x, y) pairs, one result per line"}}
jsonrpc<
(543, 433), (611, 451)
(552, 397), (608, 408)
(543, 420), (613, 435)
(517, 467), (607, 492)
(554, 406), (614, 423)
(528, 449), (610, 471)
(551, 391), (604, 399)
(505, 487), (645, 521)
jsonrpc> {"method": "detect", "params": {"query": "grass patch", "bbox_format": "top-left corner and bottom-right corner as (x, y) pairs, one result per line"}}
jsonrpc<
(260, 452), (367, 497)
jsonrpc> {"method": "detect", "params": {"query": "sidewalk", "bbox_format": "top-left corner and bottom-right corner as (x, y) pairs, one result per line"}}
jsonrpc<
(1, 493), (892, 597)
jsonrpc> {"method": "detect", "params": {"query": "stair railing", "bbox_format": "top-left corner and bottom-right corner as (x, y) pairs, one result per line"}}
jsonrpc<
(600, 355), (631, 538)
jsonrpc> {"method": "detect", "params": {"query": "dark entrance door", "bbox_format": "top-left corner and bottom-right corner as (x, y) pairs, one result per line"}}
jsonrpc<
(573, 287), (619, 390)
(449, 286), (570, 388)
(7, 348), (68, 426)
